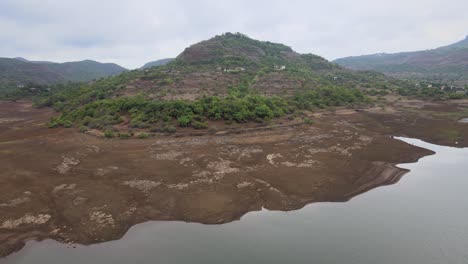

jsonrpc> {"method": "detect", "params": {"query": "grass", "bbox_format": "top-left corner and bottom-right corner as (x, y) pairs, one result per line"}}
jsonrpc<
(437, 128), (460, 141)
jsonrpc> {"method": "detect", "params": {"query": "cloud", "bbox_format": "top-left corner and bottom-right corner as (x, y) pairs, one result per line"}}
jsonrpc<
(0, 0), (467, 68)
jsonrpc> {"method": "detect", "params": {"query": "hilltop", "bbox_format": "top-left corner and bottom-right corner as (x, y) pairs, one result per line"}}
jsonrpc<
(0, 57), (128, 88)
(334, 35), (468, 84)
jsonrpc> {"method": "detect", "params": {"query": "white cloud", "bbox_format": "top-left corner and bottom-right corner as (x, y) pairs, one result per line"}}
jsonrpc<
(0, 0), (467, 68)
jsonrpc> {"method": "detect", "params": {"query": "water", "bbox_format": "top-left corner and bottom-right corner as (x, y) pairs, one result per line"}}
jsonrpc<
(3, 138), (468, 264)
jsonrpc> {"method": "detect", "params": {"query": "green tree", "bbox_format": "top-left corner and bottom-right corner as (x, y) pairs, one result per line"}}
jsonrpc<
(255, 105), (274, 120)
(177, 115), (192, 127)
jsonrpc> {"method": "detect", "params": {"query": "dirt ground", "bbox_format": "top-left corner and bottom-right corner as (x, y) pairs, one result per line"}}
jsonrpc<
(1, 99), (467, 257)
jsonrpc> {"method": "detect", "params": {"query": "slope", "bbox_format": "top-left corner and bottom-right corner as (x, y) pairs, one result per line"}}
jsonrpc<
(334, 36), (468, 83)
(0, 58), (128, 88)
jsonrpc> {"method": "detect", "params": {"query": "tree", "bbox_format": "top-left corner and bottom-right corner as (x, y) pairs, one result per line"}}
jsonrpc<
(255, 105), (273, 120)
(177, 115), (192, 127)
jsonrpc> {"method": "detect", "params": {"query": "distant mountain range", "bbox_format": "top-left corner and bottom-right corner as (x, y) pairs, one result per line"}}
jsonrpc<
(334, 35), (468, 83)
(0, 57), (128, 88)
(140, 58), (174, 69)
(4, 34), (468, 92)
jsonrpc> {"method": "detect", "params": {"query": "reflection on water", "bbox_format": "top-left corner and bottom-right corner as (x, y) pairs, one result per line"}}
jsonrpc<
(3, 138), (468, 264)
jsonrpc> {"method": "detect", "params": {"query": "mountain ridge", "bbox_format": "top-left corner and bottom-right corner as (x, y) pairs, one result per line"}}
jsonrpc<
(0, 57), (128, 88)
(334, 35), (468, 83)
(140, 58), (175, 69)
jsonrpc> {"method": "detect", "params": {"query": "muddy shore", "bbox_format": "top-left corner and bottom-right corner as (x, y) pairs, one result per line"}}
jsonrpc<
(1, 99), (467, 258)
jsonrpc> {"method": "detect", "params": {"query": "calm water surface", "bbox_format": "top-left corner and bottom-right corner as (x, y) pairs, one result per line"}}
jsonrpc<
(3, 138), (468, 264)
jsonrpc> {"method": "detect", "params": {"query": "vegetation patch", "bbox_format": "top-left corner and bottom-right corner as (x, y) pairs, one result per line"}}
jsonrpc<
(46, 86), (369, 133)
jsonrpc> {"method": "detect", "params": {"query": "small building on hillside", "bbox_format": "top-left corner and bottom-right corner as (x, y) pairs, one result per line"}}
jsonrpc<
(224, 67), (245, 73)
(274, 65), (286, 71)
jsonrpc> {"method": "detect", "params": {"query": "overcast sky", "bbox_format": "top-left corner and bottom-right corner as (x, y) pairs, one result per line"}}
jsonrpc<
(0, 0), (467, 69)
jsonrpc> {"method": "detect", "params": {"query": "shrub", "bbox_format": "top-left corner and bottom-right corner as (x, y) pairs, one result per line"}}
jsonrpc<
(161, 125), (176, 133)
(448, 93), (465, 100)
(137, 133), (149, 139)
(130, 120), (150, 129)
(255, 105), (274, 120)
(162, 115), (171, 122)
(79, 126), (88, 133)
(303, 117), (313, 125)
(48, 121), (59, 128)
(192, 120), (208, 129)
(177, 115), (192, 127)
(149, 126), (160, 133)
(118, 132), (131, 139)
(63, 121), (73, 128)
(104, 130), (114, 138)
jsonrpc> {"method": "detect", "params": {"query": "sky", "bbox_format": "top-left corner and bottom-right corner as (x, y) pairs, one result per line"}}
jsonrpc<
(0, 0), (467, 69)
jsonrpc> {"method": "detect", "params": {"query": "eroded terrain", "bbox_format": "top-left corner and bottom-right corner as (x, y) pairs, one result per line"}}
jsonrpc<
(2, 99), (468, 257)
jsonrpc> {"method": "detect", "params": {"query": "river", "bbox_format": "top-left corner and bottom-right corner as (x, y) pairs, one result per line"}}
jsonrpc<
(3, 137), (468, 264)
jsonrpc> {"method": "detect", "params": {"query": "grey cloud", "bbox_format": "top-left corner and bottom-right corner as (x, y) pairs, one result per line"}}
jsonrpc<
(0, 0), (467, 68)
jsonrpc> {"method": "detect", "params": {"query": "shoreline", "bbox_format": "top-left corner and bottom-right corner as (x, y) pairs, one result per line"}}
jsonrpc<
(1, 151), (432, 261)
(0, 99), (464, 258)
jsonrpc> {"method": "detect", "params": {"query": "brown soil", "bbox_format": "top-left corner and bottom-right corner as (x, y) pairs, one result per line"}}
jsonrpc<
(2, 99), (468, 258)
(119, 69), (307, 101)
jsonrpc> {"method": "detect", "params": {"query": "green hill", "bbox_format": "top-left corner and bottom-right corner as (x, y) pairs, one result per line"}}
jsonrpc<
(0, 58), (128, 88)
(334, 35), (468, 83)
(17, 33), (418, 133)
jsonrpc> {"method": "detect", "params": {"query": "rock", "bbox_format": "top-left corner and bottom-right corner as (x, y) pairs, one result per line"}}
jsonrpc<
(122, 180), (161, 193)
(72, 196), (88, 206)
(1, 214), (51, 229)
(55, 156), (80, 174)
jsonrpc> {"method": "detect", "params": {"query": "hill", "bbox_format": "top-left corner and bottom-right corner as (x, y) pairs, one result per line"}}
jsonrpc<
(334, 36), (468, 84)
(117, 33), (391, 100)
(0, 58), (128, 88)
(140, 58), (175, 69)
(23, 33), (419, 133)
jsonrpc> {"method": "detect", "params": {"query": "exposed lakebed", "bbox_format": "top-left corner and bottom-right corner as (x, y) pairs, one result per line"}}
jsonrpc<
(3, 138), (468, 264)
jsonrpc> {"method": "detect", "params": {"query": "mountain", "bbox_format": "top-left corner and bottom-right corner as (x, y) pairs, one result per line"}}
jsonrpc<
(38, 33), (396, 106)
(439, 35), (468, 50)
(140, 58), (175, 69)
(42, 33), (390, 130)
(0, 57), (127, 88)
(119, 32), (382, 99)
(334, 35), (468, 83)
(176, 32), (336, 70)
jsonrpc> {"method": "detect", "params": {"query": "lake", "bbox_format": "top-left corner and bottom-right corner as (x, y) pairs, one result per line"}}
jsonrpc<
(3, 137), (468, 264)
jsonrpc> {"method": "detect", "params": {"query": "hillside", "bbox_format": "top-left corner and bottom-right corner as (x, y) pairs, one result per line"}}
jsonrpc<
(334, 36), (468, 83)
(25, 33), (417, 133)
(114, 33), (392, 101)
(140, 58), (175, 69)
(0, 58), (128, 88)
